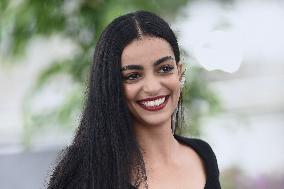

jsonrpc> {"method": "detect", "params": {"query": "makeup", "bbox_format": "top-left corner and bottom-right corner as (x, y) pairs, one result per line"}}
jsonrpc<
(137, 95), (170, 111)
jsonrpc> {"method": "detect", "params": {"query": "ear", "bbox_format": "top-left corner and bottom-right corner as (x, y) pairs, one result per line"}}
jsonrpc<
(177, 63), (184, 80)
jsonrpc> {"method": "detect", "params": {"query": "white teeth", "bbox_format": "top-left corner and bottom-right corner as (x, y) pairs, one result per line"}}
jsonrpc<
(142, 97), (166, 107)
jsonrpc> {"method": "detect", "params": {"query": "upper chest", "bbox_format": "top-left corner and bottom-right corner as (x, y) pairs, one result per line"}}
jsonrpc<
(140, 146), (207, 189)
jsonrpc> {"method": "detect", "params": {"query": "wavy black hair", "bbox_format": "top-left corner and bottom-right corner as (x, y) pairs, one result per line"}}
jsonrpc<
(47, 10), (182, 189)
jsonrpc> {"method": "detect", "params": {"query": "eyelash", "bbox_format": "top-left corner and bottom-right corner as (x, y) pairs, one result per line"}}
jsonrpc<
(123, 65), (175, 82)
(123, 72), (141, 81)
(159, 64), (174, 73)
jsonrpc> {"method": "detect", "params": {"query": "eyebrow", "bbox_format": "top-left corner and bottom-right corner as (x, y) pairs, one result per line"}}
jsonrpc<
(121, 56), (175, 71)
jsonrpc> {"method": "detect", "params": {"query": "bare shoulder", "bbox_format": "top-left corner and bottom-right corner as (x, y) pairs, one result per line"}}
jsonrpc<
(175, 135), (220, 177)
(177, 137), (207, 170)
(175, 137), (207, 188)
(175, 135), (217, 159)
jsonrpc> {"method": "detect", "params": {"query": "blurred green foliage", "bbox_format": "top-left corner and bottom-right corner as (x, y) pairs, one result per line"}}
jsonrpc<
(181, 66), (220, 136)
(0, 0), (220, 146)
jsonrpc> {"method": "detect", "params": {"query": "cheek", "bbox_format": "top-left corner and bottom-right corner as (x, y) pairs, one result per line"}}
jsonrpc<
(165, 76), (181, 107)
(123, 84), (138, 102)
(166, 76), (181, 94)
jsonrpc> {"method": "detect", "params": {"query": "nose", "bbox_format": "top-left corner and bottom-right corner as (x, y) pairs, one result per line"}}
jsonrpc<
(142, 74), (161, 96)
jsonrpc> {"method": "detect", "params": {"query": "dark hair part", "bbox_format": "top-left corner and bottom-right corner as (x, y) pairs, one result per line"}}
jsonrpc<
(47, 10), (182, 189)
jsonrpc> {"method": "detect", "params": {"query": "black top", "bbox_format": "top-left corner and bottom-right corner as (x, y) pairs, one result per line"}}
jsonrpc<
(129, 135), (221, 189)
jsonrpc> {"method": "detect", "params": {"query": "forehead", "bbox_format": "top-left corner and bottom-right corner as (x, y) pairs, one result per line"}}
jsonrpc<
(121, 36), (174, 66)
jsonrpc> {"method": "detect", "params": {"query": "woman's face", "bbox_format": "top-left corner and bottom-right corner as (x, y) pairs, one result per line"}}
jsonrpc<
(121, 36), (182, 127)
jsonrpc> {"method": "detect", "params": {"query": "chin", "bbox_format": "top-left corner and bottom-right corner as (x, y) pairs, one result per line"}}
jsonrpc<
(134, 113), (173, 127)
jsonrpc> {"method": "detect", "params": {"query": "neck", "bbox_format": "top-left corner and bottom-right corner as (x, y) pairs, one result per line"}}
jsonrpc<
(133, 119), (180, 166)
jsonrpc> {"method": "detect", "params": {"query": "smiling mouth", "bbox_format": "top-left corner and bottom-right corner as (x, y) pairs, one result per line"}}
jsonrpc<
(137, 95), (170, 111)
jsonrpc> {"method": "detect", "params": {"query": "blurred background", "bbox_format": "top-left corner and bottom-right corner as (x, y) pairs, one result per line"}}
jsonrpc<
(0, 0), (283, 188)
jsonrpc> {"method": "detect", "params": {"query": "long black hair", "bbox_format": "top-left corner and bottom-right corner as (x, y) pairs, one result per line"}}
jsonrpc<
(47, 10), (182, 189)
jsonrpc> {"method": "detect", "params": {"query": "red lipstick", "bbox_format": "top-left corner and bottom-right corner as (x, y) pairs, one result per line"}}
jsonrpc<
(137, 95), (169, 111)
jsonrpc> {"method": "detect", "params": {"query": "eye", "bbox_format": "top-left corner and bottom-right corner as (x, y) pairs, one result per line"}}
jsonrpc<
(159, 65), (174, 73)
(123, 73), (142, 81)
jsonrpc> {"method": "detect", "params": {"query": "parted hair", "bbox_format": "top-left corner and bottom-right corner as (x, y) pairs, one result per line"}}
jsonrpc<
(47, 10), (181, 189)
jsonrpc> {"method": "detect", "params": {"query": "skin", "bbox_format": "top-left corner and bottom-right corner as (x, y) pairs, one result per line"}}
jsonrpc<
(121, 36), (206, 189)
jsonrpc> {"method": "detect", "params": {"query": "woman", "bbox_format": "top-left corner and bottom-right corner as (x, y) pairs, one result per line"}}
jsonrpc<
(47, 11), (221, 189)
